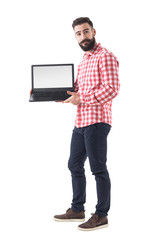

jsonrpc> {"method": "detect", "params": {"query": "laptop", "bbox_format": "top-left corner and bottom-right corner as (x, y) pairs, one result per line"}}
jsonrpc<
(29, 64), (74, 102)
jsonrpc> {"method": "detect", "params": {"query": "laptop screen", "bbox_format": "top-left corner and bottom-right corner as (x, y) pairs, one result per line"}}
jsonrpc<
(32, 64), (74, 89)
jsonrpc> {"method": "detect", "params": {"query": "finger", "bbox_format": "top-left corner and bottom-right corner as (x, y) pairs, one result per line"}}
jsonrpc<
(63, 99), (69, 103)
(63, 97), (72, 103)
(67, 91), (75, 96)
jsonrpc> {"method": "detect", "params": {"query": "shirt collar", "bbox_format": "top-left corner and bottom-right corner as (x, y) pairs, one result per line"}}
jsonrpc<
(83, 43), (101, 59)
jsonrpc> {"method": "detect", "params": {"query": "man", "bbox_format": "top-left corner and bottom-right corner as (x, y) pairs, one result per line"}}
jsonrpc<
(54, 17), (120, 231)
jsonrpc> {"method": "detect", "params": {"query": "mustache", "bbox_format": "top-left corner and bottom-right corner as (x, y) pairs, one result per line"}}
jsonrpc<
(80, 39), (90, 44)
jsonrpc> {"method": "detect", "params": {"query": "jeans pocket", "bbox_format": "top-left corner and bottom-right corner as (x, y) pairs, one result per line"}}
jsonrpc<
(95, 123), (111, 134)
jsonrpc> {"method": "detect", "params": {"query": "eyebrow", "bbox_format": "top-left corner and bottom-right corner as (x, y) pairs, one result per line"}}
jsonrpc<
(75, 28), (90, 34)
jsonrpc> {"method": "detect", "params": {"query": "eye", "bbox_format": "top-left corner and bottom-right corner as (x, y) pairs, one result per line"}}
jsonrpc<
(84, 30), (89, 34)
(76, 32), (81, 37)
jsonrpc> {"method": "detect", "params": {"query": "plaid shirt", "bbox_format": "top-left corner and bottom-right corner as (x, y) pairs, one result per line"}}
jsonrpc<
(74, 43), (120, 128)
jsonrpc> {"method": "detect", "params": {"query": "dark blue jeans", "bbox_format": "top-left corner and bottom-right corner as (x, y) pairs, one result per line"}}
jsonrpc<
(68, 123), (111, 217)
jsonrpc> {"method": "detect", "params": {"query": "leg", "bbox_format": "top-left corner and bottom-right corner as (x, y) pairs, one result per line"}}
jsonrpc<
(84, 123), (111, 217)
(68, 127), (87, 212)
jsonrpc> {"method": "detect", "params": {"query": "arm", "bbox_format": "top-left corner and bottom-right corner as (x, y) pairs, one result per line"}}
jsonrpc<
(74, 65), (79, 93)
(74, 79), (79, 93)
(79, 52), (120, 105)
(63, 68), (80, 105)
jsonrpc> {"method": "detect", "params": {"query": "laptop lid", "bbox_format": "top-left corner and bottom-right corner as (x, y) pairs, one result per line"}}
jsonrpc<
(31, 64), (74, 91)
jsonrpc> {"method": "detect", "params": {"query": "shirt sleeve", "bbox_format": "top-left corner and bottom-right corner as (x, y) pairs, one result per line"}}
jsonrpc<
(79, 52), (120, 105)
(74, 66), (79, 93)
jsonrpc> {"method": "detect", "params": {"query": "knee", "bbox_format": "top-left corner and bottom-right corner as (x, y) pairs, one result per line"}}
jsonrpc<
(68, 159), (85, 176)
(68, 159), (73, 172)
(90, 164), (109, 179)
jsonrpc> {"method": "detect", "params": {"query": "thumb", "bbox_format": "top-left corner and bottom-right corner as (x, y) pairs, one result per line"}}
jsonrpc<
(67, 91), (75, 96)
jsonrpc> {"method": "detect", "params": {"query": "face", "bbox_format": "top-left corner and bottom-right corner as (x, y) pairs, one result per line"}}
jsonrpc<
(74, 23), (96, 52)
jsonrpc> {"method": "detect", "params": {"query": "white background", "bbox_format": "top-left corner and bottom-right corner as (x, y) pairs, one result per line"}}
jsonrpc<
(0, 0), (160, 239)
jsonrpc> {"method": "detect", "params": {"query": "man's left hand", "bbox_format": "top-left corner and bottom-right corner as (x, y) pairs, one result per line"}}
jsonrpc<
(63, 91), (81, 105)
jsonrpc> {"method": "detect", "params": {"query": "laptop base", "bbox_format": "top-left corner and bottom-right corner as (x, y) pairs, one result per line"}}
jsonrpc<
(29, 91), (70, 102)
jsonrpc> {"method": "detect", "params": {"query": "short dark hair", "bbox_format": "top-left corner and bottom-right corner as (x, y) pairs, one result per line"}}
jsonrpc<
(72, 17), (93, 29)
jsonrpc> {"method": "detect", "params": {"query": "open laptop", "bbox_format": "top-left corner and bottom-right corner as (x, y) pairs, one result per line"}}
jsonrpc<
(29, 64), (74, 102)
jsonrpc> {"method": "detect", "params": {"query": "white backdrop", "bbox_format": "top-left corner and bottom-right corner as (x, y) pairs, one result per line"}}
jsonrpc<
(0, 0), (160, 239)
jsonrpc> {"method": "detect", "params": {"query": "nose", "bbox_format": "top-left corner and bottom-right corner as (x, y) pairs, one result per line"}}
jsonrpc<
(80, 32), (88, 41)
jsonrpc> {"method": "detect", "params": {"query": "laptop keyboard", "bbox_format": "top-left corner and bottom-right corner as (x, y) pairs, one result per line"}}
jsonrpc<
(32, 91), (69, 101)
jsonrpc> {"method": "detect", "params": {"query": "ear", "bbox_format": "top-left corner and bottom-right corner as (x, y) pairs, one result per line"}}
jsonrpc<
(93, 28), (96, 37)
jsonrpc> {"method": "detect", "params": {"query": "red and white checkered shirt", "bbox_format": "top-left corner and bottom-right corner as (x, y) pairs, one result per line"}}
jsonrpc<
(74, 43), (120, 128)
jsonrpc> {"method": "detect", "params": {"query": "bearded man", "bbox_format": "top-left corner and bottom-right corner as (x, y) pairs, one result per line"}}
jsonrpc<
(54, 17), (120, 231)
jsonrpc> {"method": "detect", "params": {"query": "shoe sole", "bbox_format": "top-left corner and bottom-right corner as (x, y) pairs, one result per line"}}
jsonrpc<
(77, 223), (108, 231)
(54, 217), (85, 222)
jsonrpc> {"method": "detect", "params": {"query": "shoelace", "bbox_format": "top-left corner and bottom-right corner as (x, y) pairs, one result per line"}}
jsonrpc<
(66, 208), (71, 212)
(89, 214), (99, 223)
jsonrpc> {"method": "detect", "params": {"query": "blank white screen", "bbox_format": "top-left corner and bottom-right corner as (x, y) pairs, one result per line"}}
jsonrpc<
(33, 65), (73, 88)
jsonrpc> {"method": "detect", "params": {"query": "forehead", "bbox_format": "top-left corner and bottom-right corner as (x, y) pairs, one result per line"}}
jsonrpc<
(74, 23), (92, 33)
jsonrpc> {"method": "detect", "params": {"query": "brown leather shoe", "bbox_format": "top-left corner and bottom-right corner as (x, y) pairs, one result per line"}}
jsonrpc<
(54, 208), (85, 222)
(78, 214), (108, 231)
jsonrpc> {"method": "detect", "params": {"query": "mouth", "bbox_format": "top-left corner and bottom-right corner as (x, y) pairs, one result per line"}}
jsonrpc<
(83, 41), (89, 45)
(81, 40), (90, 45)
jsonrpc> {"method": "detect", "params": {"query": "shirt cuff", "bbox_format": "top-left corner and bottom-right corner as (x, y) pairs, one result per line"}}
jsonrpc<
(79, 93), (99, 104)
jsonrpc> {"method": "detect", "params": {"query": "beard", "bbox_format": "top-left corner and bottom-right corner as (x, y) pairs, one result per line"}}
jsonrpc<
(79, 37), (96, 51)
